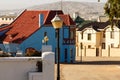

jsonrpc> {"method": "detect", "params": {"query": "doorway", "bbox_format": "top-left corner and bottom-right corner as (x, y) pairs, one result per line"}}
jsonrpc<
(64, 48), (67, 62)
(96, 48), (99, 56)
(70, 49), (73, 63)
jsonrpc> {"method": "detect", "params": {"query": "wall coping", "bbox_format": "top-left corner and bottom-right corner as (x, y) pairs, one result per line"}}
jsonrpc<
(0, 57), (42, 62)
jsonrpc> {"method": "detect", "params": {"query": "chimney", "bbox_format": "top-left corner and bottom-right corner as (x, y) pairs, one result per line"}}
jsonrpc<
(39, 14), (44, 27)
(73, 12), (79, 19)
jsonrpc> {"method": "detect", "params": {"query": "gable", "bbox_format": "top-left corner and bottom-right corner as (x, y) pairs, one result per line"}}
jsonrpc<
(83, 27), (97, 34)
(105, 25), (120, 32)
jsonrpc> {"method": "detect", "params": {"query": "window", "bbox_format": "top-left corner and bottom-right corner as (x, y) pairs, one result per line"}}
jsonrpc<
(63, 28), (69, 38)
(70, 49), (73, 62)
(110, 31), (114, 39)
(2, 18), (4, 20)
(81, 32), (83, 39)
(111, 44), (114, 48)
(103, 31), (105, 38)
(88, 33), (91, 40)
(88, 45), (91, 48)
(70, 31), (74, 39)
(44, 32), (47, 37)
(102, 43), (105, 49)
(64, 48), (67, 62)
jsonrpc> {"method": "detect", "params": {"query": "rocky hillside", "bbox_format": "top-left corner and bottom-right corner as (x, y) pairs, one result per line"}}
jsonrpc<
(0, 1), (105, 20)
(28, 1), (105, 20)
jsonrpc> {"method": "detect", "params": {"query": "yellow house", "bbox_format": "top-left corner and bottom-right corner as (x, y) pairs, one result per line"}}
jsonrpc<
(76, 21), (113, 57)
(76, 19), (120, 57)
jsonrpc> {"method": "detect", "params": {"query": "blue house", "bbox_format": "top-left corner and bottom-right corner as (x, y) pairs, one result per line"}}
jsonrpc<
(0, 10), (76, 63)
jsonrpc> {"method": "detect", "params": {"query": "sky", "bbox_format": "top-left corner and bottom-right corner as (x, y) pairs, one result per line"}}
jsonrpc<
(0, 0), (107, 10)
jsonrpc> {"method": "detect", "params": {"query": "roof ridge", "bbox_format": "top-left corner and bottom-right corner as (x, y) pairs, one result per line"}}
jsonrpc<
(26, 10), (63, 12)
(43, 10), (63, 25)
(67, 15), (71, 26)
(9, 9), (27, 26)
(43, 11), (50, 25)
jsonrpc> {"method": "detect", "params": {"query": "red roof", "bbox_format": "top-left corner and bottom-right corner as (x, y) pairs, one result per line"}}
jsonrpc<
(0, 25), (11, 32)
(1, 10), (75, 43)
(59, 14), (75, 26)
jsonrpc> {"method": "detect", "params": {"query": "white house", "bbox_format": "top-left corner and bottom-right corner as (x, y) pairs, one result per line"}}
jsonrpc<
(0, 15), (16, 26)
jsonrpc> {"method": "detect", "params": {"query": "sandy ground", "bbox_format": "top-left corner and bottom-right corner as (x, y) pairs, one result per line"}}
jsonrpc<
(54, 57), (120, 80)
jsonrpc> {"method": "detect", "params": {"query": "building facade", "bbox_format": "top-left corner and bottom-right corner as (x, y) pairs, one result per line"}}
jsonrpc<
(76, 20), (120, 57)
(76, 22), (104, 57)
(0, 15), (16, 26)
(0, 10), (76, 63)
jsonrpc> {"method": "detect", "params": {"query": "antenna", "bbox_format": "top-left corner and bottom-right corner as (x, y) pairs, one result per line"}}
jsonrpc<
(61, 0), (63, 10)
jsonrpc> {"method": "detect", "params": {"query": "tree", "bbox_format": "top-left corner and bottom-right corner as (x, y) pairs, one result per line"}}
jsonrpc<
(104, 0), (120, 30)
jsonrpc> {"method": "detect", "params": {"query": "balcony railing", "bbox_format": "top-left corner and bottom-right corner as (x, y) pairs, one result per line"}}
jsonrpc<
(63, 38), (75, 45)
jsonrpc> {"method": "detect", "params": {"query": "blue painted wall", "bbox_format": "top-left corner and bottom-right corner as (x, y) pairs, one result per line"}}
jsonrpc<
(19, 25), (75, 63)
(20, 26), (56, 53)
(2, 26), (75, 63)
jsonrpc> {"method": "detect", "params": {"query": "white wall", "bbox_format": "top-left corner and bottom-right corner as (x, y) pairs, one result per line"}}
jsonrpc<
(78, 29), (97, 49)
(105, 26), (120, 49)
(0, 52), (54, 80)
(0, 17), (14, 25)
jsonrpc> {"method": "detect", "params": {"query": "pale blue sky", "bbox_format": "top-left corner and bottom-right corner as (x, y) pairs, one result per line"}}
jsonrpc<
(0, 0), (107, 10)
